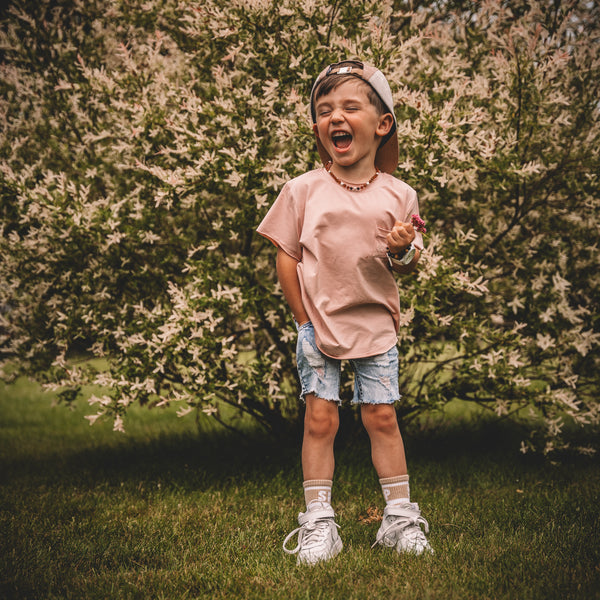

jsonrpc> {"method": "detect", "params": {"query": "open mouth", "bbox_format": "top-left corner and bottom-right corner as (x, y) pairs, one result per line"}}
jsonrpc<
(332, 131), (352, 150)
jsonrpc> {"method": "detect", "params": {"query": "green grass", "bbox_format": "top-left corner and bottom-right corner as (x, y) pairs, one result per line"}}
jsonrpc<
(1, 379), (599, 600)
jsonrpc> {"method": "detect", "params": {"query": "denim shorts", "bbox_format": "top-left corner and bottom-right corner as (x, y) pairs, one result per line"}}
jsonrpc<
(295, 321), (401, 405)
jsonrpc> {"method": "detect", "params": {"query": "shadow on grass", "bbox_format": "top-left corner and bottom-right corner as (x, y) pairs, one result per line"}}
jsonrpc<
(1, 424), (300, 491)
(5, 406), (592, 495)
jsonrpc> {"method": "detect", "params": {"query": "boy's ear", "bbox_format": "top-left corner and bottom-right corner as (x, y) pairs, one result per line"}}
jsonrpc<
(312, 123), (320, 138)
(376, 113), (394, 137)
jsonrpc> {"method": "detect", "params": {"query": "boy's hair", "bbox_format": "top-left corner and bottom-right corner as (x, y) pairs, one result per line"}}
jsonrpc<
(313, 73), (389, 117)
(309, 60), (399, 174)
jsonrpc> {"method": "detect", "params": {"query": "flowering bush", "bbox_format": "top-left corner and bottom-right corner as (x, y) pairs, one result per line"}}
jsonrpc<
(1, 0), (598, 453)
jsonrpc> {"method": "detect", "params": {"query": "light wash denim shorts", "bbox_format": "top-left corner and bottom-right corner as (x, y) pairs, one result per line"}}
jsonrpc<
(295, 321), (401, 405)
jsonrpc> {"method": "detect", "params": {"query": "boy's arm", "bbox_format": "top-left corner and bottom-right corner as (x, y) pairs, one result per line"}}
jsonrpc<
(389, 248), (420, 275)
(386, 220), (420, 275)
(276, 247), (310, 326)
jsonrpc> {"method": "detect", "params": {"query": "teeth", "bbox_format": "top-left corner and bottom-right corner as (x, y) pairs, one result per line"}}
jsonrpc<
(332, 132), (352, 148)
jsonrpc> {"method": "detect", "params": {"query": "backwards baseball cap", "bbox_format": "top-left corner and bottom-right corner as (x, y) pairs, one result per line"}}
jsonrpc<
(310, 60), (399, 174)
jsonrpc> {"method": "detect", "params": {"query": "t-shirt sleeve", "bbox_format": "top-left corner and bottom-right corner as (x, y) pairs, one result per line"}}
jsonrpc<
(256, 182), (303, 261)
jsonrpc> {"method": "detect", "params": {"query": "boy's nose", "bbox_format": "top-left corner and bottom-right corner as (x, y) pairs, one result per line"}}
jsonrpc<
(330, 108), (344, 122)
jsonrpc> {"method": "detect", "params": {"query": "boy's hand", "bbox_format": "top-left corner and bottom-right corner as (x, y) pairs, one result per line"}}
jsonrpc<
(386, 221), (415, 255)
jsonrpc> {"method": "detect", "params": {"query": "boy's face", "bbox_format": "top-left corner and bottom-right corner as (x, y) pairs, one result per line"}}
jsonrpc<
(313, 79), (393, 175)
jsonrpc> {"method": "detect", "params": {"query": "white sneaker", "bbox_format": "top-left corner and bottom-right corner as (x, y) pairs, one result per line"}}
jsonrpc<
(372, 503), (433, 555)
(283, 501), (343, 565)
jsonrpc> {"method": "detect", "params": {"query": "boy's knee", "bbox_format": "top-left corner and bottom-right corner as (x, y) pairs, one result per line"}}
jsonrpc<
(305, 398), (339, 439)
(361, 404), (398, 435)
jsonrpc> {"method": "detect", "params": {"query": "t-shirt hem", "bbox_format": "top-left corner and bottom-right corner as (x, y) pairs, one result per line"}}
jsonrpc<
(316, 338), (398, 360)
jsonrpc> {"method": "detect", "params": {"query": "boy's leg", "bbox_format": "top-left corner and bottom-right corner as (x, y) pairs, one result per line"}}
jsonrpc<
(302, 393), (338, 508)
(285, 321), (343, 565)
(302, 394), (339, 482)
(283, 394), (342, 565)
(295, 322), (341, 484)
(361, 404), (432, 555)
(360, 403), (407, 478)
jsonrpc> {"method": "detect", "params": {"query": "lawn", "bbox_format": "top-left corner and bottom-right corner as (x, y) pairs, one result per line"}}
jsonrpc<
(0, 378), (599, 600)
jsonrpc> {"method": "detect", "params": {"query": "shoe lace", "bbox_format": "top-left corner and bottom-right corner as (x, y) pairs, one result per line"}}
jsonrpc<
(371, 512), (430, 549)
(283, 518), (339, 555)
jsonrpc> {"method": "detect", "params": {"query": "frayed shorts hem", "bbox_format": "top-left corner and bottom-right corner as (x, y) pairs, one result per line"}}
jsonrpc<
(353, 395), (402, 406)
(298, 390), (343, 405)
(298, 390), (401, 406)
(299, 395), (401, 406)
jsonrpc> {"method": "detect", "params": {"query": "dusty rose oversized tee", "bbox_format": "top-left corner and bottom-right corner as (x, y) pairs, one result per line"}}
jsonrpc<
(257, 168), (424, 359)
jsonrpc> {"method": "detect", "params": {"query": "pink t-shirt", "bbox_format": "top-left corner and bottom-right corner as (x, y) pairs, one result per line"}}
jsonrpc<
(257, 168), (423, 359)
